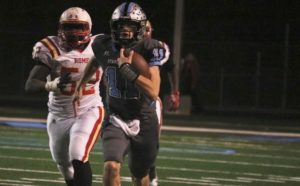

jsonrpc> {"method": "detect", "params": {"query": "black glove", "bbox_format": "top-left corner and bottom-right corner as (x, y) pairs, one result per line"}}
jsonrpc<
(57, 72), (71, 91)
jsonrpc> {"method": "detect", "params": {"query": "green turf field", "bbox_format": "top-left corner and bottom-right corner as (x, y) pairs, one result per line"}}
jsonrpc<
(1, 122), (300, 186)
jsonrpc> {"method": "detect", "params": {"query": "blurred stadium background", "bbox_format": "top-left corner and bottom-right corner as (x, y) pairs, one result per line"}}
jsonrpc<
(1, 1), (300, 185)
(1, 0), (300, 118)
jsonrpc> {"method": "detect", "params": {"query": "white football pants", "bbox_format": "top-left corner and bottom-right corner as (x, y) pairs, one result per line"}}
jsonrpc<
(47, 106), (104, 180)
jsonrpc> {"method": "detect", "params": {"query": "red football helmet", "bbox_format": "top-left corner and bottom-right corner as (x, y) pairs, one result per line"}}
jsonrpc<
(58, 7), (92, 48)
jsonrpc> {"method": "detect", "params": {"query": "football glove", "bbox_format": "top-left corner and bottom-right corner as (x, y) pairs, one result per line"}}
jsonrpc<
(45, 73), (71, 92)
(167, 91), (180, 111)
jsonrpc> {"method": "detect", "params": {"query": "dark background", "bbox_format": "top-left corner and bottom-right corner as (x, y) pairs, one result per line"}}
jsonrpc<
(0, 0), (300, 117)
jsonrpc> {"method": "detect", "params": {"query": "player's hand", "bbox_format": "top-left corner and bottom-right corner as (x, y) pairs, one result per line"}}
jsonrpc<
(45, 73), (71, 92)
(167, 91), (180, 111)
(117, 48), (134, 67)
(57, 72), (71, 92)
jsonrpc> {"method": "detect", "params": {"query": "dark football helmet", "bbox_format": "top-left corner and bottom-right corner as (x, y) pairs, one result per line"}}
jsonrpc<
(110, 2), (147, 47)
(58, 7), (92, 48)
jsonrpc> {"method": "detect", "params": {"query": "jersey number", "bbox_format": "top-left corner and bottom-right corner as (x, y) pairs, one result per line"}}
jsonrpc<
(60, 67), (100, 96)
(106, 67), (139, 99)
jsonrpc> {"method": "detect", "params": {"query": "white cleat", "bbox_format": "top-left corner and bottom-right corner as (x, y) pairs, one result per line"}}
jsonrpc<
(149, 177), (158, 186)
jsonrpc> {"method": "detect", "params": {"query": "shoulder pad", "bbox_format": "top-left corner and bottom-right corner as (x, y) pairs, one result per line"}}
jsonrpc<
(92, 34), (111, 46)
(132, 38), (170, 66)
(90, 33), (105, 41)
(140, 38), (160, 50)
(32, 36), (59, 67)
(33, 36), (61, 59)
(92, 34), (112, 54)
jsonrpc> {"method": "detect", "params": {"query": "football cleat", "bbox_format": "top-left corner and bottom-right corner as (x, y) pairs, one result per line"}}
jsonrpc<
(149, 177), (158, 186)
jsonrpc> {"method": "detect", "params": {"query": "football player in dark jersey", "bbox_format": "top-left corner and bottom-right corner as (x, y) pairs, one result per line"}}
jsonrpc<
(74, 2), (169, 186)
(144, 20), (180, 112)
(144, 20), (180, 186)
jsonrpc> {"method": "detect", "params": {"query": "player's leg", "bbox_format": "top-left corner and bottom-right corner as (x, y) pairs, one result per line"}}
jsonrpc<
(129, 112), (160, 186)
(69, 106), (104, 186)
(71, 160), (92, 186)
(149, 166), (158, 186)
(103, 160), (121, 186)
(149, 99), (163, 186)
(102, 122), (130, 186)
(47, 113), (74, 185)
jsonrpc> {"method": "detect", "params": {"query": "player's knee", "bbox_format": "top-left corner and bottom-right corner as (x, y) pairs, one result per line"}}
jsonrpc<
(69, 132), (95, 162)
(131, 167), (148, 179)
(57, 162), (74, 180)
(69, 151), (83, 161)
(130, 157), (155, 179)
(132, 171), (148, 179)
(104, 161), (120, 177)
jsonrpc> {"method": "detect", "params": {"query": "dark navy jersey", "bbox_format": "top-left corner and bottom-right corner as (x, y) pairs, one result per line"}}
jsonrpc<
(92, 34), (169, 120)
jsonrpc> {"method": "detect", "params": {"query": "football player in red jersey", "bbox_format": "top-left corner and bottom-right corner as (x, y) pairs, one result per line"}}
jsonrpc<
(25, 7), (104, 186)
(74, 2), (169, 186)
(144, 20), (180, 186)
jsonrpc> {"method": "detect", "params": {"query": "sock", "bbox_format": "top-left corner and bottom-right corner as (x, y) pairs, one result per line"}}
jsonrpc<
(72, 160), (92, 186)
(65, 179), (75, 186)
(149, 166), (157, 180)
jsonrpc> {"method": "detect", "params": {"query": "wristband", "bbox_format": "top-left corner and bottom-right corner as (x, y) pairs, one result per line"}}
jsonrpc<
(119, 63), (140, 82)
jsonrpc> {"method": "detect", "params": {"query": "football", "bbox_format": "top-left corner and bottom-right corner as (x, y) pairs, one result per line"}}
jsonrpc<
(124, 50), (151, 79)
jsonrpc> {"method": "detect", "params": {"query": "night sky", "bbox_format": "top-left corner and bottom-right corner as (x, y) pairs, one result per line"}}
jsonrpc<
(0, 0), (300, 112)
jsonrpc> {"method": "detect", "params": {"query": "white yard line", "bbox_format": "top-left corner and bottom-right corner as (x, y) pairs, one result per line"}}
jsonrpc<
(157, 156), (300, 169)
(0, 117), (46, 123)
(1, 144), (300, 170)
(22, 178), (65, 184)
(1, 116), (300, 185)
(3, 166), (298, 185)
(162, 126), (300, 137)
(0, 179), (32, 184)
(0, 167), (59, 175)
(4, 166), (299, 185)
(0, 184), (36, 186)
(1, 141), (300, 169)
(0, 167), (230, 185)
(1, 116), (300, 137)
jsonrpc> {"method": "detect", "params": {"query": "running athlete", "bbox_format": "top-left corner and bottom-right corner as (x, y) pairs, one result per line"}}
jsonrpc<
(74, 2), (169, 186)
(25, 7), (104, 186)
(144, 20), (180, 112)
(144, 20), (180, 186)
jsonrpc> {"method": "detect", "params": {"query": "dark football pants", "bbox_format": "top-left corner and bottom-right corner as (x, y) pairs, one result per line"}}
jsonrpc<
(102, 113), (159, 178)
